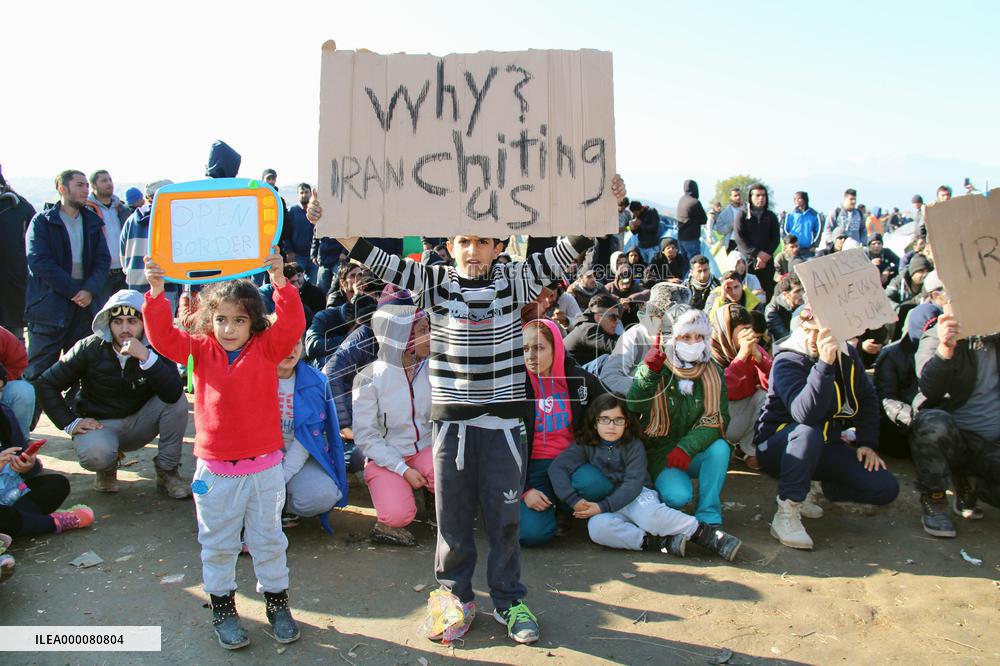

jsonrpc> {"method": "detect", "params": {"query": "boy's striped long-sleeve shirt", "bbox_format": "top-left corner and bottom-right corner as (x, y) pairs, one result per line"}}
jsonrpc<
(349, 236), (592, 422)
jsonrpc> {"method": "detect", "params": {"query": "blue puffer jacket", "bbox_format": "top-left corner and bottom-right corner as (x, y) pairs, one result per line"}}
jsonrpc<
(25, 205), (110, 327)
(322, 325), (378, 429)
(292, 361), (349, 533)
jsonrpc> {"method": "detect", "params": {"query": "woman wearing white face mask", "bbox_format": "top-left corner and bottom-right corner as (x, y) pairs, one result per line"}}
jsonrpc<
(626, 309), (732, 526)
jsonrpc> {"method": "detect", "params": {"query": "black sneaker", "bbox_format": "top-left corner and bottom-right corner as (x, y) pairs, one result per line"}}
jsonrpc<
(264, 591), (301, 643)
(642, 532), (686, 557)
(210, 592), (250, 650)
(493, 601), (539, 644)
(281, 511), (301, 529)
(952, 479), (984, 520)
(921, 493), (957, 537)
(369, 522), (417, 546)
(692, 523), (742, 562)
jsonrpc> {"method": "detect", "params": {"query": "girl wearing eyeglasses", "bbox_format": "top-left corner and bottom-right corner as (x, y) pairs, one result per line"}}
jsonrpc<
(547, 393), (741, 560)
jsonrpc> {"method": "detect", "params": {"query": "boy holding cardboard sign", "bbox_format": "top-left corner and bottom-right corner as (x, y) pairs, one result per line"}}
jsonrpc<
(308, 176), (624, 644)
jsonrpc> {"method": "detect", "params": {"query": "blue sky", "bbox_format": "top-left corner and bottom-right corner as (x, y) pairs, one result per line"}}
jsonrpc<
(2, 0), (997, 212)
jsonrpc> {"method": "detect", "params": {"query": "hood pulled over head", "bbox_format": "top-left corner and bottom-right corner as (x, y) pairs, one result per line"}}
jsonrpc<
(92, 290), (146, 342)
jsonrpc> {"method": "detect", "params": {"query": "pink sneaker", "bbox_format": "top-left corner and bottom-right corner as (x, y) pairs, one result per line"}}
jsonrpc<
(51, 505), (95, 534)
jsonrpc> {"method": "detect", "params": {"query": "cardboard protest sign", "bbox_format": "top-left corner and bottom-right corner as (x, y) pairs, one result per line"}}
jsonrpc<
(796, 247), (897, 342)
(316, 42), (617, 239)
(149, 178), (284, 284)
(924, 190), (1000, 337)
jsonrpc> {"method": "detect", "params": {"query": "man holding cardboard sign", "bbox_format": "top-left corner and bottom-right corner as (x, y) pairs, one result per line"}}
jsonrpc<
(907, 192), (1000, 537)
(753, 248), (900, 550)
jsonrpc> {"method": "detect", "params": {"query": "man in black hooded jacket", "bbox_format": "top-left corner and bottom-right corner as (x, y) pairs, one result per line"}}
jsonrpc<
(676, 179), (707, 260)
(733, 184), (780, 302)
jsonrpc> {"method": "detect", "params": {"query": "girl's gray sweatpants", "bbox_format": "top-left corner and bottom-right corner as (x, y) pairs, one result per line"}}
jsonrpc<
(192, 460), (289, 597)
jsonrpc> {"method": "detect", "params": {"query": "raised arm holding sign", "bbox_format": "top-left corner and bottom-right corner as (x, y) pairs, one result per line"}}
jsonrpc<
(148, 178), (285, 284)
(924, 189), (1000, 338)
(315, 43), (617, 241)
(794, 247), (897, 343)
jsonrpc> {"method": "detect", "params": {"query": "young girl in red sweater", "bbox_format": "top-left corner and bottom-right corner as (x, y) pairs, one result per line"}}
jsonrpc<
(143, 251), (305, 651)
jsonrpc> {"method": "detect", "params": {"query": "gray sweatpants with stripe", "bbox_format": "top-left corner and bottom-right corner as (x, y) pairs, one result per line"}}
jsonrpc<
(192, 460), (289, 597)
(432, 421), (527, 609)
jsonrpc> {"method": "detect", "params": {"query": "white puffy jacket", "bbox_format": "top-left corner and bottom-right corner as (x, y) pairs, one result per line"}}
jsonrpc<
(352, 305), (432, 476)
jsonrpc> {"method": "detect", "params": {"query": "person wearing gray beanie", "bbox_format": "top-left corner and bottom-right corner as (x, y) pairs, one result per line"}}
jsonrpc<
(597, 282), (691, 397)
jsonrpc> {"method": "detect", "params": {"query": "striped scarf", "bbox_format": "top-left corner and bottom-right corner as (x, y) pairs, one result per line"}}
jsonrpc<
(643, 357), (724, 438)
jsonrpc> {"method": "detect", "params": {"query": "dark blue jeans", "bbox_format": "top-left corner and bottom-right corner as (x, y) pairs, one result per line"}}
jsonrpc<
(24, 307), (91, 381)
(757, 424), (899, 505)
(679, 239), (702, 262)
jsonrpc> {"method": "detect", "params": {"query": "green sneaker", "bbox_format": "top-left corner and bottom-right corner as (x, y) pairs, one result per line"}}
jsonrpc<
(493, 601), (539, 644)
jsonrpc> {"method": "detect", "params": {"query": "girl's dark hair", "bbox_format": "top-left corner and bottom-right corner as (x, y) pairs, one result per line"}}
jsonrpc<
(195, 279), (270, 337)
(576, 393), (642, 446)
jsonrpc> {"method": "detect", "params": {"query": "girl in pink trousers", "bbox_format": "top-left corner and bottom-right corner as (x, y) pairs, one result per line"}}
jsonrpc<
(352, 305), (433, 546)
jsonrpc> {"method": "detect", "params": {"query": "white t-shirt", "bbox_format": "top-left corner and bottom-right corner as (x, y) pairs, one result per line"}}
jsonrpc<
(278, 374), (310, 482)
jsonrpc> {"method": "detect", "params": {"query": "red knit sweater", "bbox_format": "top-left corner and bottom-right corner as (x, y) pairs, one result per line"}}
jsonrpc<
(143, 282), (305, 460)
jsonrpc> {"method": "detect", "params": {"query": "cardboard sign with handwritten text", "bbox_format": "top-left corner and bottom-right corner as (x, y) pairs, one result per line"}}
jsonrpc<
(316, 43), (617, 239)
(796, 247), (897, 342)
(924, 189), (1000, 337)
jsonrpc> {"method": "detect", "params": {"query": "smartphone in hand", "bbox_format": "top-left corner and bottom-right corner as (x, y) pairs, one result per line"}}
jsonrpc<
(18, 438), (47, 462)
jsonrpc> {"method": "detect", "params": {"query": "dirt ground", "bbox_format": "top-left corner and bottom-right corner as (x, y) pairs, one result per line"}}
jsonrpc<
(3, 395), (998, 665)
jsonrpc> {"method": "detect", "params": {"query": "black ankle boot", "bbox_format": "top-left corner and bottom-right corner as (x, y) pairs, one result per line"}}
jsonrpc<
(210, 591), (250, 650)
(692, 523), (742, 562)
(641, 533), (687, 557)
(264, 590), (301, 643)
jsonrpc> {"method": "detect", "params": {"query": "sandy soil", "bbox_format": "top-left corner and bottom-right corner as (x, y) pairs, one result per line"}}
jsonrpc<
(3, 396), (998, 665)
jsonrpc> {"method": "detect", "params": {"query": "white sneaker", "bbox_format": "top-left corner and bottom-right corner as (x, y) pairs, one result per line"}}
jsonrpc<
(770, 496), (814, 550)
(800, 481), (824, 519)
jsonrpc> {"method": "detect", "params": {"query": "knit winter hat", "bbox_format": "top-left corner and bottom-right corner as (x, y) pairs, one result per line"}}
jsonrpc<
(125, 187), (144, 207)
(643, 281), (690, 322)
(670, 308), (713, 341)
(377, 283), (414, 308)
(908, 253), (932, 275)
(922, 270), (944, 294)
(145, 179), (173, 197)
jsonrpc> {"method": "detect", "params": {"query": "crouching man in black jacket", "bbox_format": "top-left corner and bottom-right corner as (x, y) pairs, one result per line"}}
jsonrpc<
(36, 290), (189, 497)
(910, 289), (1000, 538)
